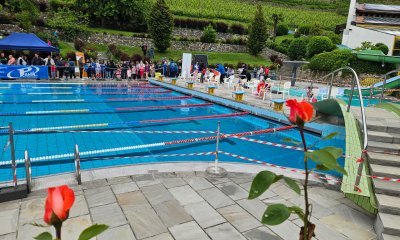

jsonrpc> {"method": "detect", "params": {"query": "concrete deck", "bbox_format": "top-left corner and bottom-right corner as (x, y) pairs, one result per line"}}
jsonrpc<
(0, 172), (376, 240)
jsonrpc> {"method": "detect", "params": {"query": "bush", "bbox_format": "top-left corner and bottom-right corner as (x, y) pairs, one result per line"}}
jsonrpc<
(309, 49), (352, 71)
(322, 31), (341, 45)
(309, 23), (323, 36)
(36, 32), (59, 47)
(200, 24), (217, 43)
(215, 21), (229, 33)
(298, 25), (311, 35)
(131, 54), (143, 62)
(231, 23), (246, 34)
(350, 59), (394, 74)
(306, 36), (334, 57)
(247, 5), (268, 55)
(276, 24), (289, 36)
(294, 31), (301, 38)
(34, 0), (49, 11)
(288, 38), (307, 60)
(148, 0), (174, 52)
(65, 51), (76, 60)
(74, 38), (85, 52)
(374, 43), (389, 55)
(47, 7), (88, 41)
(275, 39), (292, 54)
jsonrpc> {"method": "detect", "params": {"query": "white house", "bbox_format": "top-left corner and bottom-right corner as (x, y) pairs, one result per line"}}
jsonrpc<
(342, 0), (400, 56)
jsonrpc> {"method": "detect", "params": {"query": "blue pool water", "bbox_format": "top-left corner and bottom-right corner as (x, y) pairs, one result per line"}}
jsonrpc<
(0, 82), (346, 182)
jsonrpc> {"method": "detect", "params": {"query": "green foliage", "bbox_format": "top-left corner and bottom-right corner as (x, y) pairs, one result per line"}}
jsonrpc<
(309, 49), (352, 71)
(7, 0), (39, 30)
(298, 25), (311, 35)
(47, 7), (88, 41)
(78, 224), (109, 240)
(374, 43), (389, 55)
(288, 38), (307, 60)
(262, 204), (291, 225)
(322, 31), (341, 45)
(76, 0), (149, 32)
(350, 59), (395, 74)
(200, 24), (217, 43)
(36, 32), (60, 48)
(276, 24), (289, 36)
(305, 147), (346, 175)
(148, 0), (174, 52)
(306, 36), (334, 57)
(309, 23), (323, 36)
(275, 39), (292, 54)
(247, 5), (268, 55)
(34, 232), (52, 240)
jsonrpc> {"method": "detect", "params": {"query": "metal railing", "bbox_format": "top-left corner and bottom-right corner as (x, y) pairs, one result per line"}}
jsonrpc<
(74, 144), (82, 185)
(318, 67), (368, 191)
(24, 150), (32, 193)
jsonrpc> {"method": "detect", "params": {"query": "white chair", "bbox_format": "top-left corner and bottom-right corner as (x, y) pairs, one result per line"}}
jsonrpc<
(247, 79), (260, 94)
(329, 88), (338, 99)
(225, 75), (235, 88)
(279, 82), (291, 99)
(262, 82), (275, 101)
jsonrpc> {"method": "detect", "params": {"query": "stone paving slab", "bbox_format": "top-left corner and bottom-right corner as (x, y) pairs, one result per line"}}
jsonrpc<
(0, 172), (376, 240)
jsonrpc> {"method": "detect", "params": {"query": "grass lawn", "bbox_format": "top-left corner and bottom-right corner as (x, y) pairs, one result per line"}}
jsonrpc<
(375, 102), (400, 117)
(59, 41), (75, 57)
(275, 34), (295, 44)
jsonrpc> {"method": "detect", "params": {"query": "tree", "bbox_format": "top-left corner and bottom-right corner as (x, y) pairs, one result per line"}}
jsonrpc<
(247, 5), (268, 55)
(288, 39), (307, 60)
(200, 25), (217, 43)
(6, 0), (39, 30)
(76, 0), (150, 32)
(306, 36), (334, 57)
(271, 13), (283, 42)
(148, 0), (173, 52)
(47, 7), (88, 41)
(374, 43), (389, 55)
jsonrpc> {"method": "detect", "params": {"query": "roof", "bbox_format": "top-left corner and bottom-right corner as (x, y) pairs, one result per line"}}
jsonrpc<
(363, 26), (400, 36)
(357, 3), (400, 13)
(356, 16), (400, 26)
(0, 33), (59, 52)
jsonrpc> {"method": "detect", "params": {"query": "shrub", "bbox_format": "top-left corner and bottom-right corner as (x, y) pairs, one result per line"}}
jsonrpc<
(309, 49), (352, 71)
(298, 25), (311, 35)
(36, 32), (59, 47)
(231, 23), (246, 34)
(200, 24), (217, 43)
(174, 18), (181, 27)
(288, 38), (307, 60)
(47, 7), (88, 41)
(309, 23), (323, 36)
(374, 43), (389, 55)
(148, 0), (174, 52)
(35, 0), (49, 11)
(294, 31), (301, 38)
(322, 31), (341, 45)
(350, 59), (394, 74)
(74, 38), (85, 52)
(65, 51), (76, 60)
(306, 36), (334, 57)
(215, 21), (229, 33)
(276, 24), (289, 36)
(247, 5), (268, 55)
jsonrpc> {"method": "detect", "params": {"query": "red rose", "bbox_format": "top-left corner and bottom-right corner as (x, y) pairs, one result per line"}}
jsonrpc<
(44, 185), (75, 225)
(286, 99), (314, 126)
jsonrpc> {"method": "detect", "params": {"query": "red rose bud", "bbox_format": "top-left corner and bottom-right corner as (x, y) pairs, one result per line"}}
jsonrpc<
(44, 185), (75, 225)
(286, 99), (314, 127)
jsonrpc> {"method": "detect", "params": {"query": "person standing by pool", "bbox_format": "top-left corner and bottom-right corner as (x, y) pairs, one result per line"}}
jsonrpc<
(139, 61), (145, 80)
(193, 62), (199, 81)
(216, 63), (226, 84)
(78, 57), (84, 79)
(145, 61), (150, 80)
(68, 58), (75, 79)
(8, 54), (16, 65)
(31, 53), (42, 66)
(0, 52), (7, 64)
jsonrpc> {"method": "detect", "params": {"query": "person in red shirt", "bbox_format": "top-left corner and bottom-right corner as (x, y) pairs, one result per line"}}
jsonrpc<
(264, 67), (270, 77)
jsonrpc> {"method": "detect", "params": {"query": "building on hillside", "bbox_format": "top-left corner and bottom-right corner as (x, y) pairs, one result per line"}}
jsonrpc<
(342, 0), (400, 56)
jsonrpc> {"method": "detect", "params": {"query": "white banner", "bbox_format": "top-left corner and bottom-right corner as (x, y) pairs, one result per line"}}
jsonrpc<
(181, 53), (192, 79)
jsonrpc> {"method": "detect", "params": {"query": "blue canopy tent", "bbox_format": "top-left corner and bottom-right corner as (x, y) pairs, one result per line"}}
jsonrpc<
(0, 32), (59, 52)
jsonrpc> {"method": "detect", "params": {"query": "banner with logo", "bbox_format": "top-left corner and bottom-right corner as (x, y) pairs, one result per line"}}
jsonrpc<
(76, 51), (86, 77)
(0, 65), (49, 79)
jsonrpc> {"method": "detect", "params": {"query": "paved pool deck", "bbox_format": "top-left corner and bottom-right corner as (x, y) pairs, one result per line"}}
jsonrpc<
(0, 171), (376, 240)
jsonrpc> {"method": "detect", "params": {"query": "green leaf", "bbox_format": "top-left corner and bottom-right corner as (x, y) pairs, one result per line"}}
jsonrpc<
(283, 177), (301, 195)
(322, 132), (338, 140)
(34, 232), (53, 240)
(305, 149), (347, 175)
(78, 224), (109, 240)
(262, 204), (291, 225)
(323, 146), (342, 159)
(282, 138), (301, 145)
(315, 164), (330, 171)
(248, 171), (278, 199)
(288, 206), (305, 220)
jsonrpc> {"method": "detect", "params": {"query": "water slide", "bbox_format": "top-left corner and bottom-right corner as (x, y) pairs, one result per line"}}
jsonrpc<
(344, 75), (400, 96)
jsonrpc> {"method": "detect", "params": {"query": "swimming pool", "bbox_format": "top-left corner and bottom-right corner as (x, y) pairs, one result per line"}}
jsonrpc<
(0, 82), (346, 182)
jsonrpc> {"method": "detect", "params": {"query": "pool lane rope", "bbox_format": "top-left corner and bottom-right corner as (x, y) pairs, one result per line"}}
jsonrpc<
(1, 123), (291, 165)
(80, 151), (216, 161)
(2, 90), (172, 95)
(1, 111), (249, 134)
(0, 103), (213, 116)
(0, 96), (193, 104)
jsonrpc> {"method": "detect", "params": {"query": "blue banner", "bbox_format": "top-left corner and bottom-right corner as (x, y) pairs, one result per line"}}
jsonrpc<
(0, 65), (49, 79)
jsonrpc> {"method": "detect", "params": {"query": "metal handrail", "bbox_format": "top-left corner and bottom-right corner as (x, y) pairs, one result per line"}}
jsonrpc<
(24, 150), (32, 193)
(316, 67), (368, 191)
(379, 70), (398, 104)
(74, 144), (82, 185)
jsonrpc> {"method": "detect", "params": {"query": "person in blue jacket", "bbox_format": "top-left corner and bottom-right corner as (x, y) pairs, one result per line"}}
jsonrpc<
(169, 60), (178, 78)
(216, 63), (226, 84)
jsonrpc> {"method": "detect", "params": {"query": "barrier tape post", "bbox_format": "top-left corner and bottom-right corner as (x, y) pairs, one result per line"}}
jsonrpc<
(74, 144), (82, 185)
(9, 123), (17, 189)
(24, 150), (32, 193)
(206, 121), (227, 177)
(354, 149), (367, 191)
